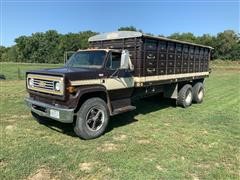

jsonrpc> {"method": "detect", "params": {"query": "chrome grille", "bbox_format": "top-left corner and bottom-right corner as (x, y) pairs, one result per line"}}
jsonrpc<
(33, 79), (54, 90)
(27, 74), (64, 95)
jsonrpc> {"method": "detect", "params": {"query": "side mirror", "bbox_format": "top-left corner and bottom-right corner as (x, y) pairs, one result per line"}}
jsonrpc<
(120, 50), (134, 71)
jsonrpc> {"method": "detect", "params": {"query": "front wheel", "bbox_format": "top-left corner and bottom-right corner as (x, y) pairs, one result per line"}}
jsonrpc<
(74, 97), (109, 140)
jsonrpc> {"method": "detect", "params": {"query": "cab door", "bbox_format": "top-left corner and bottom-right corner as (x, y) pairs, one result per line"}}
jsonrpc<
(103, 51), (134, 100)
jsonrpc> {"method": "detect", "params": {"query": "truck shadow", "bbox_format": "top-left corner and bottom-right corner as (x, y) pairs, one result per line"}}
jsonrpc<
(32, 113), (78, 137)
(33, 96), (176, 138)
(106, 96), (175, 133)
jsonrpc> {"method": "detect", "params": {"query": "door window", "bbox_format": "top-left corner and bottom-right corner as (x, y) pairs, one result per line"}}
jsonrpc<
(106, 52), (121, 70)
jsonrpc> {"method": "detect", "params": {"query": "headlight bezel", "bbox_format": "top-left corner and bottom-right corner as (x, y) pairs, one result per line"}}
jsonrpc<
(54, 81), (62, 91)
(28, 78), (34, 88)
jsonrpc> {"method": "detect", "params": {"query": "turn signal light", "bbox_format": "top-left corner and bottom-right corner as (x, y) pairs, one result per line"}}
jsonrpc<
(67, 86), (76, 93)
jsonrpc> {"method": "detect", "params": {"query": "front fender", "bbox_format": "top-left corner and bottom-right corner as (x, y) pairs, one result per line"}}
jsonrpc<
(73, 85), (112, 113)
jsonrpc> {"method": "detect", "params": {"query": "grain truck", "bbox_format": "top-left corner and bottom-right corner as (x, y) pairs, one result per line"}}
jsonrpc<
(25, 31), (213, 139)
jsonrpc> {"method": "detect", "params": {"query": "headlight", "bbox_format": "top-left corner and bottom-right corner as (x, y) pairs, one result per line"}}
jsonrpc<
(28, 78), (34, 87)
(54, 81), (62, 91)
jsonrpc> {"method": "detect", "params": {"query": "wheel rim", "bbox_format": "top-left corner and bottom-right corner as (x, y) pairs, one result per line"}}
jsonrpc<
(198, 88), (204, 100)
(185, 89), (192, 104)
(86, 107), (105, 131)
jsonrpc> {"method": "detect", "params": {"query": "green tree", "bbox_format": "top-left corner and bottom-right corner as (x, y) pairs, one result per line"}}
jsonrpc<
(118, 26), (143, 32)
(214, 30), (239, 60)
(168, 32), (197, 43)
(197, 34), (215, 46)
(15, 35), (33, 62)
(1, 46), (18, 62)
(59, 31), (97, 62)
(0, 46), (7, 62)
(15, 30), (61, 63)
(1, 29), (239, 63)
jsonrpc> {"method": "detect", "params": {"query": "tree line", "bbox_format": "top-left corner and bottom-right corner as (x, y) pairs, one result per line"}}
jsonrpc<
(0, 26), (239, 63)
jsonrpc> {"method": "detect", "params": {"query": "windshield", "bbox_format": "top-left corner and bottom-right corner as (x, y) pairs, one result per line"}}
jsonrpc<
(65, 50), (106, 68)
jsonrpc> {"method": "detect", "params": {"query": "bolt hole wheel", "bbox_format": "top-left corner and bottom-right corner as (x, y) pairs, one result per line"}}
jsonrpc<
(74, 97), (109, 140)
(86, 108), (105, 132)
(177, 84), (193, 108)
(193, 82), (205, 103)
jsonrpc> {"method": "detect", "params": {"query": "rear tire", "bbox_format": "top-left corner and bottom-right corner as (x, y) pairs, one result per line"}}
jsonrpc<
(74, 97), (109, 140)
(192, 82), (204, 103)
(177, 84), (193, 108)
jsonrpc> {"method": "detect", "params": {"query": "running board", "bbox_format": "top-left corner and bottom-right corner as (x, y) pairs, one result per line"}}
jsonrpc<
(111, 105), (136, 116)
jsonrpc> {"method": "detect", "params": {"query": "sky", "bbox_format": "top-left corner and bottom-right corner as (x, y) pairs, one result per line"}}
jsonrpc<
(1, 0), (239, 47)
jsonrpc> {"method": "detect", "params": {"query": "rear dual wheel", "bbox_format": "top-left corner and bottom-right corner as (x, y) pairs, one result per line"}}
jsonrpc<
(177, 82), (204, 108)
(192, 82), (204, 103)
(177, 84), (193, 108)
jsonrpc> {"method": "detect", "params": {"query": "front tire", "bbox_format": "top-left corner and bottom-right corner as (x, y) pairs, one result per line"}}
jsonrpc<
(74, 97), (109, 140)
(192, 82), (204, 103)
(177, 84), (193, 108)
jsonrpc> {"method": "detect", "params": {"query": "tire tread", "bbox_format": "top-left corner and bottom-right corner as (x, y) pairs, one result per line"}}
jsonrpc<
(74, 97), (109, 140)
(177, 84), (193, 108)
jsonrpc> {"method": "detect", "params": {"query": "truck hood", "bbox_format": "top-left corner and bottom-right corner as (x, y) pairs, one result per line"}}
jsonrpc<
(27, 67), (104, 81)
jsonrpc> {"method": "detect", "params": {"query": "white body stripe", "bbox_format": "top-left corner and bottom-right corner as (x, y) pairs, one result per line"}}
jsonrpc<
(70, 77), (134, 90)
(70, 72), (209, 90)
(70, 79), (100, 86)
(104, 77), (134, 90)
(134, 72), (209, 83)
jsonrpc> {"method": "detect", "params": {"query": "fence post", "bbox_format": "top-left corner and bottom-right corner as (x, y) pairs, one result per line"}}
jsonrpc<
(17, 67), (21, 80)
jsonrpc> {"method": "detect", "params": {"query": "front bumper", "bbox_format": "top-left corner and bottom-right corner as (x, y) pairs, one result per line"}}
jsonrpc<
(25, 97), (74, 123)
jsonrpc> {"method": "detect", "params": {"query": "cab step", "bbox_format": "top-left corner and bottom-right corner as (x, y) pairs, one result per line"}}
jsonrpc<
(111, 105), (136, 116)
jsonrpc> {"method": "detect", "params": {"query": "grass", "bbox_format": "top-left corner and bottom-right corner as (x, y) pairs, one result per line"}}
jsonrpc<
(0, 62), (62, 80)
(0, 61), (240, 179)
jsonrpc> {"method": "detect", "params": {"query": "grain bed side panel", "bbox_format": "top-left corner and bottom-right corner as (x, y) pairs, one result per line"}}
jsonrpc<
(142, 37), (211, 77)
(89, 36), (211, 78)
